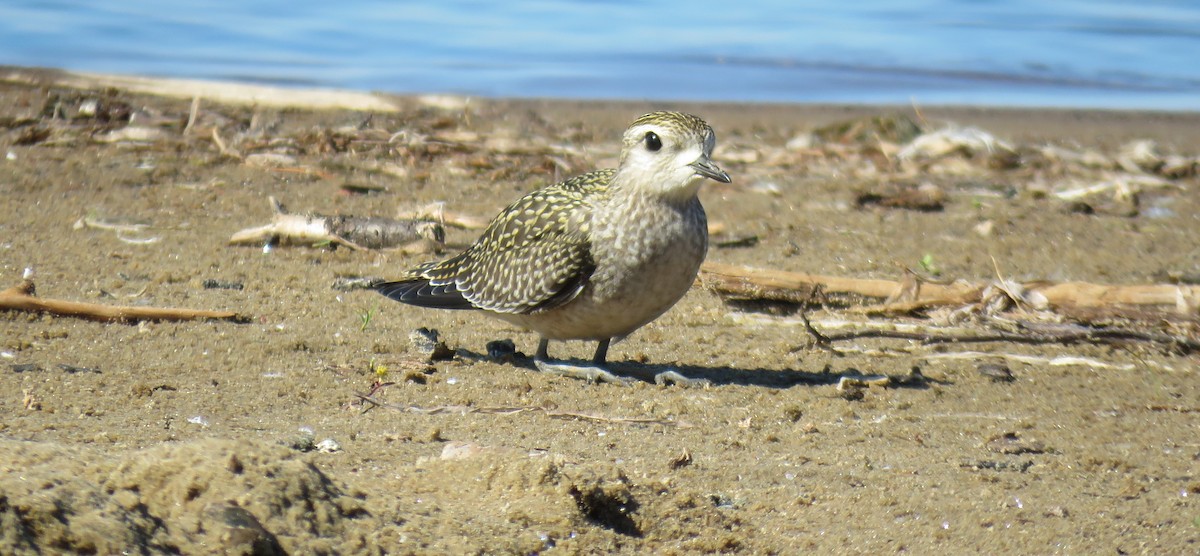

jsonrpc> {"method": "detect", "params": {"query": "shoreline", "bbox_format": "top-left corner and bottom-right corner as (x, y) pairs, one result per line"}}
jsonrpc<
(6, 65), (1200, 148)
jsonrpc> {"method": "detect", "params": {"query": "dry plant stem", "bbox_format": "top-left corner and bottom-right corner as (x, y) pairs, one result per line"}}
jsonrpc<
(210, 128), (240, 159)
(701, 262), (1200, 315)
(799, 309), (834, 352)
(0, 280), (244, 323)
(184, 95), (200, 134)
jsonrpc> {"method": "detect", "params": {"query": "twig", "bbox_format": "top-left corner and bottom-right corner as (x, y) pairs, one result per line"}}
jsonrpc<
(799, 307), (834, 353)
(0, 280), (246, 323)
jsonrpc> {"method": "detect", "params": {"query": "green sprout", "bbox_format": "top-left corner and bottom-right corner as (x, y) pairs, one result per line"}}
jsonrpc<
(919, 253), (940, 276)
(359, 306), (377, 331)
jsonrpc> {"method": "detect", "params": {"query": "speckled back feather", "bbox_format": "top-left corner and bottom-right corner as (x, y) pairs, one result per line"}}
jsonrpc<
(374, 169), (615, 314)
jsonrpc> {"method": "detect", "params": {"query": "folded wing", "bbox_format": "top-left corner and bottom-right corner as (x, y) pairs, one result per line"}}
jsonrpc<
(374, 170), (612, 314)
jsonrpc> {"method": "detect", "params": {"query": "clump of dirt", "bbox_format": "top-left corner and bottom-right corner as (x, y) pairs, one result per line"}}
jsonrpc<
(0, 436), (746, 554)
(359, 444), (745, 553)
(0, 438), (371, 554)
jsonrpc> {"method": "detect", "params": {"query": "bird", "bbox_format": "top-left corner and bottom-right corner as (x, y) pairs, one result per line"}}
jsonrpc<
(374, 111), (730, 384)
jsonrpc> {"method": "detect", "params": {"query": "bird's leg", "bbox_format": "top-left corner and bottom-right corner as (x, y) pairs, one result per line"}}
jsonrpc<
(531, 338), (706, 387)
(587, 337), (709, 386)
(592, 339), (609, 365)
(533, 338), (632, 385)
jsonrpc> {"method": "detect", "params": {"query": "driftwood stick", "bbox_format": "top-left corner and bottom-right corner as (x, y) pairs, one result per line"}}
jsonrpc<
(1032, 281), (1193, 308)
(700, 262), (1200, 315)
(229, 197), (444, 252)
(817, 325), (1200, 351)
(0, 280), (245, 323)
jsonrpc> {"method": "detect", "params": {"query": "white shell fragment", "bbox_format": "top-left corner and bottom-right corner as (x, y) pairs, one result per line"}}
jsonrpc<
(897, 126), (1014, 161)
(836, 375), (890, 391)
(187, 415), (209, 427)
(315, 438), (342, 453)
(244, 153), (299, 168)
(94, 126), (168, 143)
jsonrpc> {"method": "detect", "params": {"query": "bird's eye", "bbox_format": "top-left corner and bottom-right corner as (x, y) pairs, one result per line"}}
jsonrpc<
(644, 131), (662, 152)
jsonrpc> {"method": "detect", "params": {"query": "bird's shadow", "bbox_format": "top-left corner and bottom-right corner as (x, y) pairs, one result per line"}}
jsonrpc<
(612, 361), (941, 390)
(457, 349), (943, 390)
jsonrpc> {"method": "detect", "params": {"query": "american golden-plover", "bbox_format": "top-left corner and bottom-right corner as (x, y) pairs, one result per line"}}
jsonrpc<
(374, 111), (730, 384)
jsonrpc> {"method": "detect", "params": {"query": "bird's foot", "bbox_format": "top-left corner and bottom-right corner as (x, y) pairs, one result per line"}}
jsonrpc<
(653, 368), (711, 388)
(534, 359), (635, 385)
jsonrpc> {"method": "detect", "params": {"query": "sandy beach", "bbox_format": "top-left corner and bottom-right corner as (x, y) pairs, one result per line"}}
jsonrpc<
(1, 67), (1197, 554)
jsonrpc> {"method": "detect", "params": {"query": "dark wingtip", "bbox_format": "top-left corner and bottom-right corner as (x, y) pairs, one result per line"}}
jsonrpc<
(374, 279), (477, 310)
(373, 279), (418, 301)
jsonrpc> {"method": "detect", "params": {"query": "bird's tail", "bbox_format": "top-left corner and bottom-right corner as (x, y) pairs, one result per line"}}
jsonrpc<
(373, 259), (476, 310)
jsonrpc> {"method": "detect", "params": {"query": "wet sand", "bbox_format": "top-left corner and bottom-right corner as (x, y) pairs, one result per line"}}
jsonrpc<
(1, 67), (1198, 554)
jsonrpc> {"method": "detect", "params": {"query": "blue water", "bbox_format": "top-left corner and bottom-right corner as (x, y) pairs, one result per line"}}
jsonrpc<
(2, 1), (1199, 110)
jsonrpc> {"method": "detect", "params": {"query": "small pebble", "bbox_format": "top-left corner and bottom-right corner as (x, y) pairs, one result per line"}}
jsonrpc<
(486, 339), (517, 363)
(1045, 506), (1069, 518)
(77, 99), (99, 117)
(58, 364), (100, 374)
(244, 152), (298, 167)
(287, 429), (316, 451)
(94, 126), (166, 143)
(208, 504), (286, 555)
(977, 362), (1015, 383)
(668, 450), (693, 470)
(441, 441), (485, 460)
(986, 432), (1047, 455)
(410, 328), (455, 361)
(187, 415), (209, 427)
(203, 279), (245, 290)
(973, 220), (995, 237)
